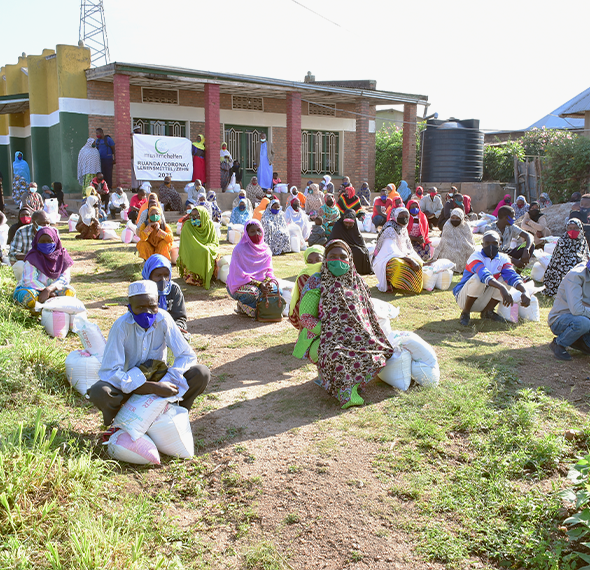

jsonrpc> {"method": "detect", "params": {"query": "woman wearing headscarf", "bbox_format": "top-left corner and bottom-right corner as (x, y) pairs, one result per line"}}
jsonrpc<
(410, 186), (424, 203)
(433, 208), (476, 273)
(177, 206), (219, 288)
(543, 219), (590, 297)
(191, 134), (206, 184)
(293, 239), (394, 408)
(246, 176), (265, 204)
(406, 200), (432, 261)
(76, 194), (101, 240)
(13, 227), (75, 311)
(288, 185), (307, 208)
(220, 143), (233, 192)
(261, 199), (291, 255)
(232, 189), (253, 214)
(319, 175), (334, 194)
(512, 195), (530, 219)
(438, 193), (465, 230)
(305, 183), (324, 215)
(288, 245), (324, 330)
(492, 194), (512, 217)
(285, 198), (312, 240)
(137, 205), (174, 261)
(539, 193), (552, 208)
(357, 182), (371, 208)
(8, 206), (32, 245)
(142, 253), (188, 335)
(230, 198), (252, 225)
(207, 190), (222, 222)
(320, 193), (340, 237)
(12, 151), (31, 204)
(226, 219), (278, 317)
(397, 180), (411, 203)
(253, 196), (271, 222)
(521, 201), (550, 247)
(336, 186), (361, 215)
(328, 209), (372, 275)
(20, 183), (44, 212)
(372, 208), (423, 294)
(77, 137), (101, 189)
(195, 191), (213, 217)
(137, 193), (167, 231)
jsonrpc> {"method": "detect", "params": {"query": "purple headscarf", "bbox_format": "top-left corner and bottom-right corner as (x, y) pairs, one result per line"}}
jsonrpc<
(24, 226), (73, 280)
(226, 219), (275, 294)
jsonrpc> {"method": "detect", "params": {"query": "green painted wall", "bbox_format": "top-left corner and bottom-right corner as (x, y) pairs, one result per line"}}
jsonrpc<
(58, 112), (89, 193)
(0, 146), (10, 197)
(31, 127), (52, 189)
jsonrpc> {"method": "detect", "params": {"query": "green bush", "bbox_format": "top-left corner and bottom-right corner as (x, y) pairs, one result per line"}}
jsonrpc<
(483, 140), (524, 182)
(542, 135), (590, 201)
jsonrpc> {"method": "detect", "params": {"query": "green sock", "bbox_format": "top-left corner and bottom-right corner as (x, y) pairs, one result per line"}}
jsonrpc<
(342, 384), (364, 409)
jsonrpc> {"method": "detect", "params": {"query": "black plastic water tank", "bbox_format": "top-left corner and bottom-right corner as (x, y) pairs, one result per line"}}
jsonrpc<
(421, 118), (484, 182)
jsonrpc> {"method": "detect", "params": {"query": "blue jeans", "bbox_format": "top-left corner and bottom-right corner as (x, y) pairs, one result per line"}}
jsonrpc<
(372, 214), (387, 228)
(550, 314), (590, 348)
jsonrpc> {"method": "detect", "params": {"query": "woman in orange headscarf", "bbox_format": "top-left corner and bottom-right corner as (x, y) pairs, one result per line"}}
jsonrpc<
(136, 205), (174, 260)
(253, 197), (270, 221)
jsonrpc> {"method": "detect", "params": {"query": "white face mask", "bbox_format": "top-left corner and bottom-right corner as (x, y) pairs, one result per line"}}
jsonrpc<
(30, 187), (37, 193)
(260, 138), (266, 142)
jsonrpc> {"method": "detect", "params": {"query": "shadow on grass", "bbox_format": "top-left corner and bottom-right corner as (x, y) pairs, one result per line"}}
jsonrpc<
(188, 312), (291, 335)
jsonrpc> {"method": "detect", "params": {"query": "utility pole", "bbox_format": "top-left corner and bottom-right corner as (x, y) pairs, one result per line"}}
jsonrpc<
(79, 0), (110, 67)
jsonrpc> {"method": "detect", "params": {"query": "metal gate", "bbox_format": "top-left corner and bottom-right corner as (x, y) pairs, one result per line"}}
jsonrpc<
(224, 125), (268, 187)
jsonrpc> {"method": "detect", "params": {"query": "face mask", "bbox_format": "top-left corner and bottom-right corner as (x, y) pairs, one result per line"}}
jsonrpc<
(191, 219), (201, 227)
(292, 204), (299, 211)
(30, 187), (37, 193)
(483, 245), (499, 259)
(409, 208), (419, 215)
(260, 138), (266, 143)
(149, 214), (161, 222)
(271, 208), (280, 215)
(380, 195), (387, 201)
(250, 233), (263, 244)
(429, 193), (436, 198)
(451, 220), (461, 227)
(239, 204), (246, 211)
(326, 199), (334, 206)
(38, 242), (56, 255)
(327, 259), (350, 277)
(20, 216), (31, 224)
(397, 218), (408, 227)
(506, 216), (514, 226)
(33, 223), (48, 233)
(199, 200), (206, 205)
(156, 279), (168, 292)
(417, 192), (423, 197)
(568, 230), (580, 239)
(17, 155), (22, 161)
(186, 209), (193, 214)
(127, 306), (157, 329)
(308, 188), (313, 194)
(505, 198), (511, 203)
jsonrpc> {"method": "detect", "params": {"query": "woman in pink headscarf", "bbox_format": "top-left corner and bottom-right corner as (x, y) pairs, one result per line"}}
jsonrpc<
(226, 219), (279, 317)
(492, 194), (512, 217)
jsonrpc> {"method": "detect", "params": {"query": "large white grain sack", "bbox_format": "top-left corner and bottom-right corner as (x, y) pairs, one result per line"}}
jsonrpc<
(112, 394), (169, 441)
(497, 301), (519, 323)
(545, 242), (557, 255)
(41, 309), (70, 338)
(65, 349), (101, 395)
(220, 211), (231, 226)
(371, 298), (400, 320)
(435, 268), (453, 290)
(518, 295), (540, 322)
(121, 228), (134, 243)
(411, 360), (440, 387)
(531, 261), (545, 282)
(290, 235), (301, 253)
(107, 430), (160, 465)
(363, 215), (373, 233)
(72, 315), (106, 358)
(0, 224), (8, 250)
(378, 349), (412, 390)
(120, 208), (129, 221)
(176, 221), (183, 235)
(100, 229), (118, 240)
(398, 331), (438, 367)
(218, 264), (229, 284)
(366, 242), (376, 255)
(44, 198), (60, 224)
(429, 236), (441, 248)
(68, 214), (79, 232)
(39, 296), (86, 314)
(430, 258), (455, 273)
(147, 405), (194, 458)
(422, 266), (437, 291)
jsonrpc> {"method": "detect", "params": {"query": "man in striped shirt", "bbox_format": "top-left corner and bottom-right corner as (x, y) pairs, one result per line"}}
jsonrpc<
(453, 230), (530, 327)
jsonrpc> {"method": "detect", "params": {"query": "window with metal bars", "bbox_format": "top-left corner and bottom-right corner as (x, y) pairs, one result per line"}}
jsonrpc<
(301, 130), (339, 175)
(133, 118), (186, 137)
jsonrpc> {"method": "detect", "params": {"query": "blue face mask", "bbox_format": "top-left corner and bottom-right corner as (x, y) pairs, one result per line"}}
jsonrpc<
(239, 204), (246, 211)
(127, 306), (157, 329)
(381, 195), (387, 201)
(271, 208), (280, 215)
(191, 219), (201, 227)
(38, 242), (56, 255)
(409, 208), (419, 215)
(507, 216), (514, 226)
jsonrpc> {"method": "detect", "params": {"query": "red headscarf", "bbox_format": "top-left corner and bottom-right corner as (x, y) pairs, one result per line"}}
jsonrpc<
(406, 200), (430, 245)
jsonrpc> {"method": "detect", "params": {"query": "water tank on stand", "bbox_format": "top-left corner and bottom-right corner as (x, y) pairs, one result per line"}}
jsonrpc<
(421, 118), (484, 182)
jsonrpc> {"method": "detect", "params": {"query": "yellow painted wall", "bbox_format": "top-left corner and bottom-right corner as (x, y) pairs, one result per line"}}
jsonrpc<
(4, 55), (30, 128)
(0, 67), (8, 137)
(56, 44), (90, 100)
(28, 49), (57, 115)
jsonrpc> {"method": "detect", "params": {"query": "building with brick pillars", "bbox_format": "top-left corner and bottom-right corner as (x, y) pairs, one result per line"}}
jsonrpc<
(0, 43), (428, 196)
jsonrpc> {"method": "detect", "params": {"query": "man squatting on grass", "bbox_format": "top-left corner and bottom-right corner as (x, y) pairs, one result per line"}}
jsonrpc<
(88, 280), (210, 426)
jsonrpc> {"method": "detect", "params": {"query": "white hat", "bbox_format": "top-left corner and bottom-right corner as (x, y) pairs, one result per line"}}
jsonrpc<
(128, 280), (158, 298)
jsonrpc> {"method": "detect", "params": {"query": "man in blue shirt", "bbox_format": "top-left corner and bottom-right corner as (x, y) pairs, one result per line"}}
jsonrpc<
(95, 128), (116, 190)
(454, 230), (530, 326)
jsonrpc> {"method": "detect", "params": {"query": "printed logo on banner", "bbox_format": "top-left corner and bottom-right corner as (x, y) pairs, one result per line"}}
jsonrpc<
(133, 134), (193, 181)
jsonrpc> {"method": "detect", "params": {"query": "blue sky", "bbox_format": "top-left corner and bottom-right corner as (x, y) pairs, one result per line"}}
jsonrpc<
(1, 0), (589, 131)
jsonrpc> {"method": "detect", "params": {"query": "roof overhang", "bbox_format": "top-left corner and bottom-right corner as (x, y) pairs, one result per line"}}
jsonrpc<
(86, 62), (429, 107)
(0, 93), (29, 114)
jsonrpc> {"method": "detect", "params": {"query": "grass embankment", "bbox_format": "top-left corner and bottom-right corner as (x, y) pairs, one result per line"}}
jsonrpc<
(0, 224), (589, 569)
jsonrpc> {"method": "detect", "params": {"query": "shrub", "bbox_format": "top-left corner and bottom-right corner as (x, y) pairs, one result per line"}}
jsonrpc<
(542, 135), (590, 201)
(483, 140), (524, 182)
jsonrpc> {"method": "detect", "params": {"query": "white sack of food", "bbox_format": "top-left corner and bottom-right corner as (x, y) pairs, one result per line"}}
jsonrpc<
(422, 266), (437, 291)
(65, 349), (101, 395)
(72, 315), (107, 358)
(68, 214), (79, 232)
(106, 430), (161, 465)
(531, 261), (545, 282)
(147, 405), (194, 459)
(36, 296), (86, 314)
(435, 268), (453, 290)
(378, 349), (412, 390)
(112, 394), (170, 441)
(41, 309), (70, 338)
(411, 360), (440, 387)
(430, 258), (455, 273)
(398, 331), (438, 367)
(518, 295), (540, 322)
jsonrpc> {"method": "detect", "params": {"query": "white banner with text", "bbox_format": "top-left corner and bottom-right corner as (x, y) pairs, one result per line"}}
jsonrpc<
(133, 134), (193, 181)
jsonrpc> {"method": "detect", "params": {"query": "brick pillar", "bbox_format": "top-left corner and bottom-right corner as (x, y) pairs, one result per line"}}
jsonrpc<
(402, 103), (417, 188)
(286, 92), (302, 188)
(113, 74), (132, 188)
(205, 84), (221, 190)
(355, 99), (370, 188)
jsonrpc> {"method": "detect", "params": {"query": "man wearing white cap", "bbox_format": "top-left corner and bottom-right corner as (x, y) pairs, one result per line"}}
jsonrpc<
(452, 230), (530, 326)
(89, 280), (209, 426)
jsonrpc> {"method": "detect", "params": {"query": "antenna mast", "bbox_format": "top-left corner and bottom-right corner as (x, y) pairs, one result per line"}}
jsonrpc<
(79, 0), (110, 67)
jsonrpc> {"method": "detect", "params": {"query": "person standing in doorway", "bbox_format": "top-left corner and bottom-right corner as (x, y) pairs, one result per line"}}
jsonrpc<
(95, 128), (116, 190)
(254, 134), (274, 190)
